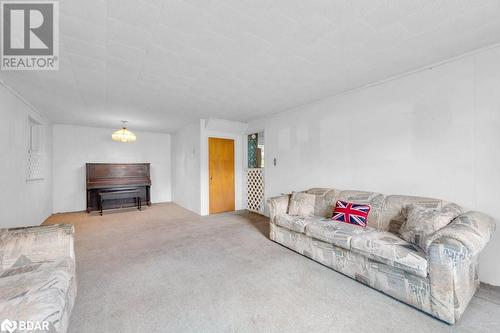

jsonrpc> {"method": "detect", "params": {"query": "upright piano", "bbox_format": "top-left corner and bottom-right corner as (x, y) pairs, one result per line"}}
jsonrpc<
(86, 163), (151, 213)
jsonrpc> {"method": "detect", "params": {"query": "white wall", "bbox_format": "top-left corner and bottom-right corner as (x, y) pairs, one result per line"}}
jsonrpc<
(172, 118), (246, 215)
(248, 45), (500, 286)
(0, 83), (53, 227)
(52, 124), (171, 213)
(171, 121), (201, 214)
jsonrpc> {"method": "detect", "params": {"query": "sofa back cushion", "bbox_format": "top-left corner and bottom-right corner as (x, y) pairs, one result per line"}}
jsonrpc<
(304, 188), (463, 232)
(305, 188), (340, 217)
(336, 190), (385, 229)
(305, 188), (385, 229)
(381, 195), (464, 233)
(288, 192), (315, 217)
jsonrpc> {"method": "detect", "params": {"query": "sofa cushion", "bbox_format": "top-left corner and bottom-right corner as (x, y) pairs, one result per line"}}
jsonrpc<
(350, 230), (428, 277)
(288, 192), (315, 217)
(0, 258), (76, 332)
(275, 214), (325, 234)
(399, 204), (456, 250)
(305, 220), (373, 250)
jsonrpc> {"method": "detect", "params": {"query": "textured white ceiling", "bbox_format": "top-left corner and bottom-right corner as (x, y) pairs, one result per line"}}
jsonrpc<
(1, 0), (500, 132)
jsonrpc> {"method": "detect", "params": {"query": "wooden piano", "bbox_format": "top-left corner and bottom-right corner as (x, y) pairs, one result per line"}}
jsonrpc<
(86, 163), (151, 213)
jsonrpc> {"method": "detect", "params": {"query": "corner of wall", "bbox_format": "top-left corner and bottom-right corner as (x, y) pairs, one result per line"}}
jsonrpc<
(0, 81), (54, 227)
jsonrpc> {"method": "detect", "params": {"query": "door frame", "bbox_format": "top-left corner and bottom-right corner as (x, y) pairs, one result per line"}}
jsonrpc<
(200, 127), (243, 216)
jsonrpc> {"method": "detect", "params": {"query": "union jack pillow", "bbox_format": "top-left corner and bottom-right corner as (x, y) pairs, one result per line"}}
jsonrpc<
(331, 200), (371, 227)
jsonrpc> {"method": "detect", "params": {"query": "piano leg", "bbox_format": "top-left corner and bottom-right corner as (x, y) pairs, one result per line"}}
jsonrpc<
(86, 191), (91, 213)
(146, 186), (151, 206)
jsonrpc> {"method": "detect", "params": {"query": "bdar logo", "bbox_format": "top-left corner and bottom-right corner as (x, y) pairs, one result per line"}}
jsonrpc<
(0, 319), (17, 333)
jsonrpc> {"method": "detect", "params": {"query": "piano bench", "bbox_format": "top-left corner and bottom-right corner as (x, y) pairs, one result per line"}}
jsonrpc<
(98, 190), (142, 216)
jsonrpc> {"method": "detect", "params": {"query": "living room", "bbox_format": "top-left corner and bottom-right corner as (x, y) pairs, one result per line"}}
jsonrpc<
(1, 1), (500, 332)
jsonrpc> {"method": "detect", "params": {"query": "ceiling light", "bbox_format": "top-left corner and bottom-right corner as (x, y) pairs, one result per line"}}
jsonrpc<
(112, 121), (136, 143)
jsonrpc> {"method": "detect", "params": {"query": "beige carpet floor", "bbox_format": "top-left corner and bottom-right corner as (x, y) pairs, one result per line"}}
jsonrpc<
(45, 203), (500, 332)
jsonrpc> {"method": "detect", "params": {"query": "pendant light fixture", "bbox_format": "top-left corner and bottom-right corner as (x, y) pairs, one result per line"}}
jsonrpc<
(112, 121), (137, 143)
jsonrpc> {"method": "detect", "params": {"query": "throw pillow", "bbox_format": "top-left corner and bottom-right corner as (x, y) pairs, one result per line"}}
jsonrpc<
(288, 192), (315, 217)
(331, 200), (371, 227)
(399, 204), (455, 249)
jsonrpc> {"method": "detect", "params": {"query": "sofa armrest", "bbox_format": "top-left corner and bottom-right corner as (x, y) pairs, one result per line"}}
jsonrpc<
(427, 211), (496, 323)
(0, 224), (75, 270)
(266, 195), (290, 223)
(426, 211), (496, 256)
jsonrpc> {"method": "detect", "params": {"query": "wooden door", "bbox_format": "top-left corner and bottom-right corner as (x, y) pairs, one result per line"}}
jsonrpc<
(209, 138), (235, 214)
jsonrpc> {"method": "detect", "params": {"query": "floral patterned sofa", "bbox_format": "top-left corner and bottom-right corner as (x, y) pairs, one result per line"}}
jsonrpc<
(0, 224), (77, 333)
(267, 188), (496, 324)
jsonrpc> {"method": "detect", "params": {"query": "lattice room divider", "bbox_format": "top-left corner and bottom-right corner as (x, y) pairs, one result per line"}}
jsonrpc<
(246, 168), (264, 213)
